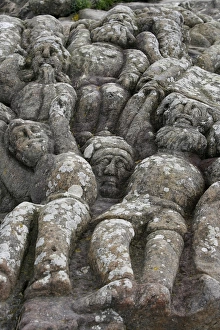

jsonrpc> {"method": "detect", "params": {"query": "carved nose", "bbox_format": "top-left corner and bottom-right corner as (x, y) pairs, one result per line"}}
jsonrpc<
(24, 127), (34, 138)
(104, 160), (116, 175)
(42, 45), (50, 58)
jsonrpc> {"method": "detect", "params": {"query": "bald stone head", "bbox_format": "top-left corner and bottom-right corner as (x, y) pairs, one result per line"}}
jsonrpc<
(6, 119), (54, 167)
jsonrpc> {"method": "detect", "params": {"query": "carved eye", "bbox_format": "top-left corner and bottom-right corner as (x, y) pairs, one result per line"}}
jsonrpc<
(30, 126), (41, 133)
(16, 130), (26, 139)
(101, 158), (111, 166)
(116, 160), (126, 169)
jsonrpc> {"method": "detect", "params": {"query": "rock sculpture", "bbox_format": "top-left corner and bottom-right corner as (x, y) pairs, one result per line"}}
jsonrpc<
(67, 5), (149, 147)
(0, 118), (97, 300)
(0, 1), (220, 329)
(73, 151), (204, 314)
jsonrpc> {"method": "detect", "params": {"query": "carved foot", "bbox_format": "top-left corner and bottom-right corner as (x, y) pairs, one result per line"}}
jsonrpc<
(136, 282), (171, 316)
(0, 271), (11, 301)
(25, 270), (72, 298)
(72, 278), (136, 313)
(72, 279), (171, 316)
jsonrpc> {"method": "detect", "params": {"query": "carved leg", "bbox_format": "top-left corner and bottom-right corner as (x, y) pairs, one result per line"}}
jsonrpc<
(143, 229), (184, 291)
(26, 197), (90, 297)
(90, 219), (135, 284)
(0, 202), (40, 301)
(140, 229), (184, 314)
(193, 182), (220, 282)
(72, 219), (136, 312)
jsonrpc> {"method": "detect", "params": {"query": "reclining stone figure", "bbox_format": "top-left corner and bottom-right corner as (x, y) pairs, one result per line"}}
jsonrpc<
(1, 4), (220, 328)
(0, 118), (97, 300)
(72, 76), (220, 316)
(73, 148), (204, 315)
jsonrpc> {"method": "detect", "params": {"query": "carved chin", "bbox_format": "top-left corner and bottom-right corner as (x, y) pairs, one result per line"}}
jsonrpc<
(156, 126), (207, 156)
(16, 146), (47, 167)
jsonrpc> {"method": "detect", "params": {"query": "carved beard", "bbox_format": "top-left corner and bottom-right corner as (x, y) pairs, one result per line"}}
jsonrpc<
(98, 178), (125, 199)
(156, 126), (207, 156)
(16, 140), (49, 167)
(99, 185), (120, 198)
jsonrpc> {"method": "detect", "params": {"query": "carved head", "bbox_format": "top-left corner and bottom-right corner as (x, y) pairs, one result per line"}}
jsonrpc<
(83, 132), (134, 198)
(6, 119), (54, 167)
(155, 93), (220, 156)
(104, 5), (138, 33)
(91, 5), (137, 47)
(30, 33), (70, 80)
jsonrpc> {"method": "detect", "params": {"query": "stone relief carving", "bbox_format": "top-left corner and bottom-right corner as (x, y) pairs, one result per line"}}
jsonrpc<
(0, 1), (220, 329)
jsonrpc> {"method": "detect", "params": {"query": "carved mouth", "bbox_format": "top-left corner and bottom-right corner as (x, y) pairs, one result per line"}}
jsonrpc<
(101, 177), (117, 187)
(25, 138), (46, 147)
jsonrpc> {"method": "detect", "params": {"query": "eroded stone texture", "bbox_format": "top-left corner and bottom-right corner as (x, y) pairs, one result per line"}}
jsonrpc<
(1, 1), (220, 330)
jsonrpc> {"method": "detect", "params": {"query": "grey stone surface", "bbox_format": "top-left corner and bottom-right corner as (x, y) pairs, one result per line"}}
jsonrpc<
(0, 1), (220, 329)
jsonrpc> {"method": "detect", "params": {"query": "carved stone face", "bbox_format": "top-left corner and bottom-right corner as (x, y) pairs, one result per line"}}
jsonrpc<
(8, 120), (52, 167)
(91, 148), (133, 198)
(105, 5), (137, 32)
(155, 93), (220, 155)
(32, 38), (70, 75)
(161, 102), (214, 134)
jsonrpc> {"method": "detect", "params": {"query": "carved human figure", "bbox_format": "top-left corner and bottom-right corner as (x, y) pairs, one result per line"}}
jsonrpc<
(72, 67), (220, 314)
(10, 63), (79, 155)
(1, 3), (220, 326)
(0, 15), (27, 105)
(9, 15), (79, 154)
(0, 119), (97, 300)
(145, 91), (220, 298)
(73, 149), (204, 315)
(67, 5), (149, 146)
(81, 132), (135, 219)
(22, 14), (71, 82)
(114, 5), (220, 159)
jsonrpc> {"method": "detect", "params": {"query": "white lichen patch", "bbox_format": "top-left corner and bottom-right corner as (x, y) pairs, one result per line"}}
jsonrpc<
(0, 273), (7, 283)
(50, 253), (67, 268)
(0, 243), (11, 262)
(154, 234), (165, 240)
(68, 184), (83, 198)
(84, 143), (94, 159)
(37, 273), (51, 285)
(36, 237), (45, 247)
(108, 266), (134, 281)
(34, 252), (47, 265)
(77, 171), (90, 186)
(43, 213), (56, 222)
(200, 225), (220, 256)
(56, 270), (69, 281)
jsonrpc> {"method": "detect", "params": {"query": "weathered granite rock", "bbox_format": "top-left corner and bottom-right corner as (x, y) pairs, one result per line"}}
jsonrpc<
(1, 1), (220, 329)
(29, 0), (72, 17)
